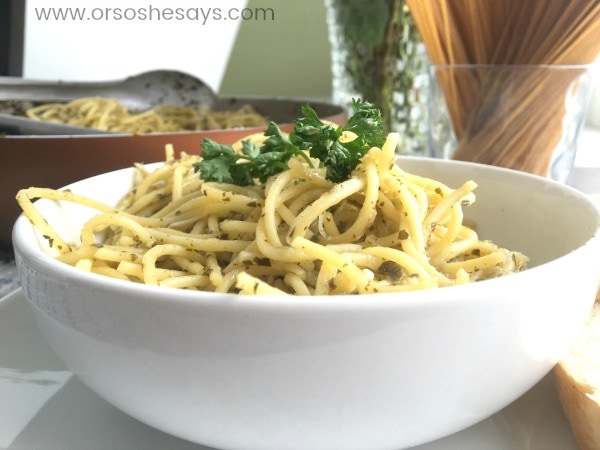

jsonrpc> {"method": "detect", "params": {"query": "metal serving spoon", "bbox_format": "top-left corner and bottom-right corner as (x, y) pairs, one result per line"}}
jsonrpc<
(0, 69), (217, 111)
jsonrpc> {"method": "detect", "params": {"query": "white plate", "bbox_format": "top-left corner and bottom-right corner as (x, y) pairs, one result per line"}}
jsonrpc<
(0, 288), (579, 450)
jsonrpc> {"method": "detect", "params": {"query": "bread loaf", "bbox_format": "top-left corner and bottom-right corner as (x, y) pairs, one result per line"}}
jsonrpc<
(554, 292), (600, 450)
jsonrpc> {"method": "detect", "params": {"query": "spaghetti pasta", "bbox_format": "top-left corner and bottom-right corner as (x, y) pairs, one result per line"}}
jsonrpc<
(25, 97), (268, 134)
(16, 132), (528, 296)
(406, 0), (600, 176)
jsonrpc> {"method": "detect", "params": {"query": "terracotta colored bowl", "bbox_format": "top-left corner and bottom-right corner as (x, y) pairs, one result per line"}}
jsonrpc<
(0, 97), (346, 246)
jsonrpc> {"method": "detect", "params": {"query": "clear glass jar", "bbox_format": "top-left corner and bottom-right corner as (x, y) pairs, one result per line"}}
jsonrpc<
(429, 64), (594, 183)
(325, 0), (429, 155)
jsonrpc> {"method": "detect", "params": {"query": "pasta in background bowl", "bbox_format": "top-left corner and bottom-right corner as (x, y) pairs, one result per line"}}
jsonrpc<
(12, 155), (600, 449)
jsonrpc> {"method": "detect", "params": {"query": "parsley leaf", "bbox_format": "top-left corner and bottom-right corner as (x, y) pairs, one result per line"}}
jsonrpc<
(344, 98), (386, 147)
(292, 99), (385, 182)
(194, 99), (384, 185)
(194, 138), (255, 185)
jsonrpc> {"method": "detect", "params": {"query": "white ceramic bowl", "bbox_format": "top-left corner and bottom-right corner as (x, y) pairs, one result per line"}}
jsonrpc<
(13, 157), (600, 450)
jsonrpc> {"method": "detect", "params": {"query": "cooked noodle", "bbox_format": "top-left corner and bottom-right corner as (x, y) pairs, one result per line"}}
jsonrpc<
(16, 132), (528, 296)
(25, 97), (268, 134)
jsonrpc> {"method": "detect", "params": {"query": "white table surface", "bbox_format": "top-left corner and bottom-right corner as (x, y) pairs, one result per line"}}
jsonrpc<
(571, 127), (600, 194)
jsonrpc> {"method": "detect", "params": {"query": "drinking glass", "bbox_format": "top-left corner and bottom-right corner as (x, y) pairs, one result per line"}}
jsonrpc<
(429, 64), (594, 183)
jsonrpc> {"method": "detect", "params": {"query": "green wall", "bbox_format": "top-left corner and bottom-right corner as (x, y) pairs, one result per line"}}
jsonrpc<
(219, 0), (333, 99)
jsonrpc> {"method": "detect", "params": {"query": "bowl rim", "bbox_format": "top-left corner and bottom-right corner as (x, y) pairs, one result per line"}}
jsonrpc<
(12, 156), (600, 309)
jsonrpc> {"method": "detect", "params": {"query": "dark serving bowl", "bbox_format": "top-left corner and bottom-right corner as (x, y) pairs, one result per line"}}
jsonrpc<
(0, 97), (346, 246)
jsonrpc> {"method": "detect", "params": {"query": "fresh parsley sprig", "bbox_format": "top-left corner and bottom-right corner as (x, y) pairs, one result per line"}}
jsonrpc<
(291, 99), (385, 182)
(194, 122), (313, 185)
(193, 99), (384, 185)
